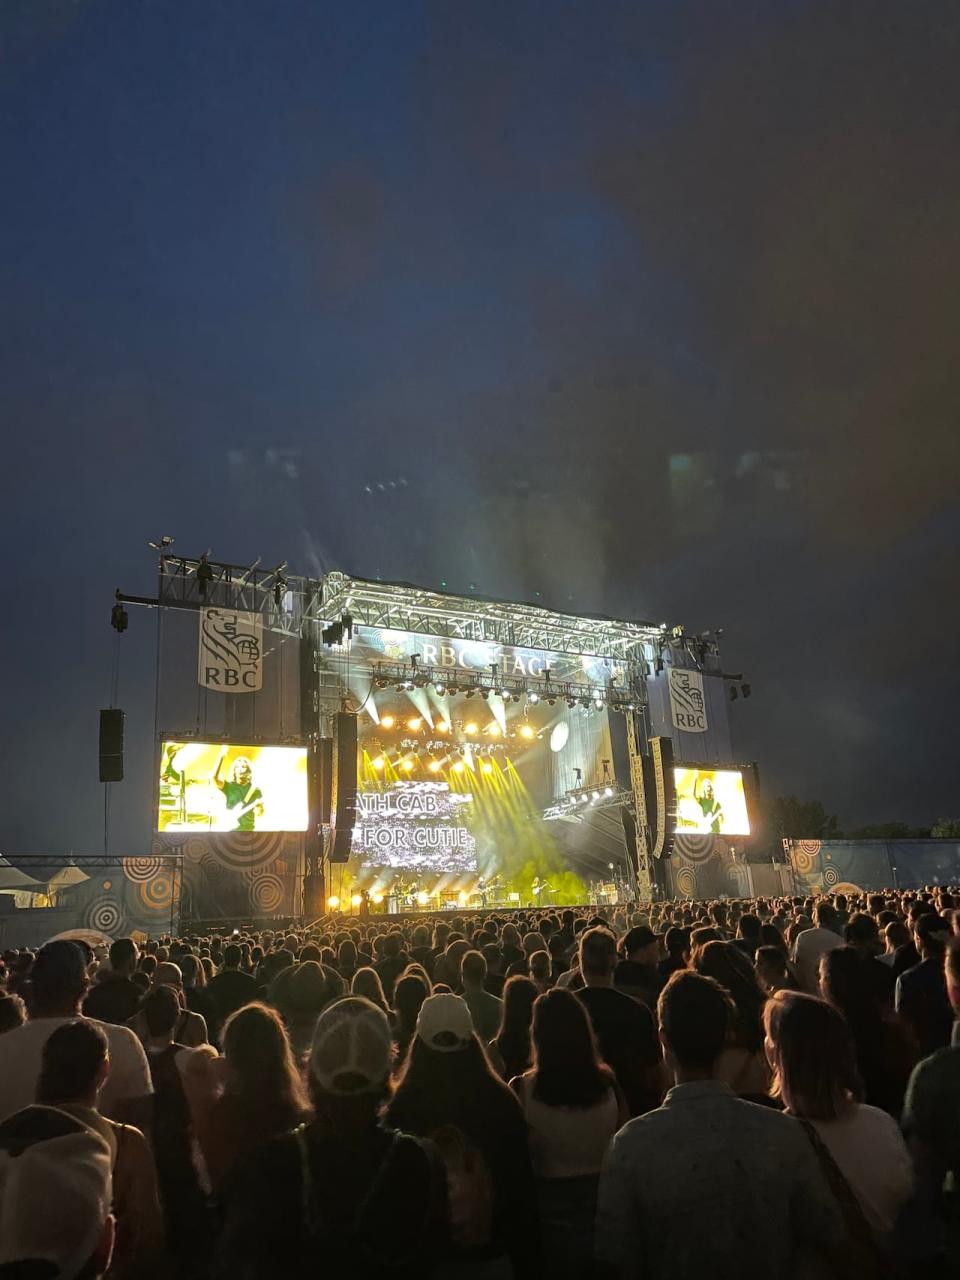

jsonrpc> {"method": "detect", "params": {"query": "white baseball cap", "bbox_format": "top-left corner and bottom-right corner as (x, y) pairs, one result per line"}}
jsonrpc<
(415, 993), (474, 1051)
(309, 996), (393, 1095)
(0, 1105), (113, 1279)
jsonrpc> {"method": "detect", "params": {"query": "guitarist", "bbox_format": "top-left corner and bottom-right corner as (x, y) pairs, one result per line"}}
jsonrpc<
(213, 747), (264, 831)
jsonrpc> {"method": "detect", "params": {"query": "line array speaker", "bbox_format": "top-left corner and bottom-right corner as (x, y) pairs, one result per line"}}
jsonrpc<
(99, 709), (124, 783)
(329, 712), (358, 863)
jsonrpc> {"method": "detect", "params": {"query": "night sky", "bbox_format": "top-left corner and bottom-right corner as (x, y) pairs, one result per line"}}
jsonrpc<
(3, 1), (959, 857)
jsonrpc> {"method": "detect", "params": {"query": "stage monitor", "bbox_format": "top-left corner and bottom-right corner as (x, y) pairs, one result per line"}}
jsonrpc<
(158, 741), (308, 833)
(673, 766), (750, 836)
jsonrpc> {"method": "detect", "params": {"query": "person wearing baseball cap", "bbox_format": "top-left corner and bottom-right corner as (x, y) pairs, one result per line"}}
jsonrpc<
(386, 994), (539, 1273)
(215, 997), (447, 1278)
(614, 925), (663, 1008)
(0, 1104), (115, 1279)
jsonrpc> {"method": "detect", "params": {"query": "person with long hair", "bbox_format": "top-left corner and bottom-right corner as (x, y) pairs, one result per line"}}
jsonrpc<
(351, 966), (389, 1013)
(764, 991), (913, 1243)
(386, 993), (539, 1273)
(692, 940), (771, 1100)
(215, 998), (447, 1278)
(392, 973), (428, 1063)
(490, 975), (537, 1081)
(819, 945), (917, 1118)
(513, 989), (626, 1277)
(195, 1002), (310, 1189)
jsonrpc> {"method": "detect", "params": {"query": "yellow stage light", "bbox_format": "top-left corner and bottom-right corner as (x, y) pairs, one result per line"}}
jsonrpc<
(452, 761), (465, 773)
(488, 722), (501, 736)
(401, 758), (414, 772)
(481, 761), (493, 775)
(428, 760), (441, 773)
(465, 721), (478, 735)
(372, 755), (386, 771)
(408, 717), (422, 730)
(519, 724), (535, 739)
(437, 720), (450, 733)
(327, 895), (340, 910)
(381, 715), (395, 729)
(372, 893), (384, 905)
(351, 893), (362, 908)
(458, 890), (468, 903)
(417, 890), (430, 905)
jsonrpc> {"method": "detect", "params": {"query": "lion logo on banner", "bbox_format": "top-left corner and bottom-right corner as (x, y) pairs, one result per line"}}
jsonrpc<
(199, 609), (263, 692)
(668, 668), (708, 733)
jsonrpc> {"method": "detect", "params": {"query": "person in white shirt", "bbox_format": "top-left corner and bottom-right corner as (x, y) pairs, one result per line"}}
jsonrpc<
(764, 987), (914, 1241)
(791, 900), (843, 994)
(0, 941), (152, 1128)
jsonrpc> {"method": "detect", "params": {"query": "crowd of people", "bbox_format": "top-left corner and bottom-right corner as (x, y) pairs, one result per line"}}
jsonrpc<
(0, 886), (958, 1277)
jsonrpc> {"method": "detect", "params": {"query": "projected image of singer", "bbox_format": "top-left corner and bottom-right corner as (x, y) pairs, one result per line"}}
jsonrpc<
(696, 777), (724, 835)
(213, 746), (264, 831)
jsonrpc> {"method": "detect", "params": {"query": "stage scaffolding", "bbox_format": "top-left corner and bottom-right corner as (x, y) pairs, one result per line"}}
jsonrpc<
(117, 558), (675, 904)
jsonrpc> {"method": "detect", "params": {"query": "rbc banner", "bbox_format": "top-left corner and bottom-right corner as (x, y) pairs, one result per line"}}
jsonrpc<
(668, 668), (708, 732)
(198, 608), (263, 692)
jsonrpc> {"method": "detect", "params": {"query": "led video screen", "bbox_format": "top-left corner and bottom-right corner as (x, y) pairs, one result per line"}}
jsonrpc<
(354, 780), (477, 875)
(158, 742), (308, 832)
(674, 766), (750, 836)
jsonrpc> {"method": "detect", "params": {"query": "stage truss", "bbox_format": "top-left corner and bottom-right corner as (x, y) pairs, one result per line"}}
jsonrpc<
(116, 559), (678, 901)
(321, 572), (666, 661)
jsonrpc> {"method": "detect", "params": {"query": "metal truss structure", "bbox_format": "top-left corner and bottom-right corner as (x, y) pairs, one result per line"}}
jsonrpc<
(117, 555), (324, 639)
(322, 572), (664, 663)
(367, 659), (642, 712)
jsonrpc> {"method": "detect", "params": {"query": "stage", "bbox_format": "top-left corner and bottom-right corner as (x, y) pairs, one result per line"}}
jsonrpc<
(7, 557), (751, 942)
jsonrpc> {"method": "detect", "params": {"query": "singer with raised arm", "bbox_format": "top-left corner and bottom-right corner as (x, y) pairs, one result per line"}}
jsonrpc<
(212, 746), (264, 831)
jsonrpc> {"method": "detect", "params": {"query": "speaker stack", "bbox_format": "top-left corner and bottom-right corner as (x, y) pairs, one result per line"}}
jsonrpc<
(328, 711), (358, 863)
(98, 709), (124, 782)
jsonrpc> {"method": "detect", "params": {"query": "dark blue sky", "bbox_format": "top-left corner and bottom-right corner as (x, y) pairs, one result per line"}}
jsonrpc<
(3, 0), (959, 855)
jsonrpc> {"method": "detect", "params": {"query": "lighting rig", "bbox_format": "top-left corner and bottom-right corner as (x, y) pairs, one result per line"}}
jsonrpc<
(369, 660), (640, 713)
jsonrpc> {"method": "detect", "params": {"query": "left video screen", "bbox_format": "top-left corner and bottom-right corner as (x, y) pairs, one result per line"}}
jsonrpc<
(158, 742), (308, 832)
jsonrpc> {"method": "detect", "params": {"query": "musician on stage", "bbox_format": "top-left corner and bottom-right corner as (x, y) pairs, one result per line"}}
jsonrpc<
(213, 746), (264, 831)
(478, 876), (488, 909)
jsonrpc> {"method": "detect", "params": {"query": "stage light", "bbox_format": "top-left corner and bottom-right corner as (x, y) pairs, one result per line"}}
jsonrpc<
(592, 791), (601, 801)
(417, 890), (429, 905)
(327, 895), (340, 910)
(605, 787), (614, 797)
(488, 723), (501, 736)
(372, 893), (384, 905)
(729, 685), (738, 701)
(434, 682), (446, 695)
(547, 697), (557, 706)
(351, 893), (362, 908)
(452, 761), (465, 773)
(401, 758), (414, 772)
(458, 891), (468, 904)
(465, 721), (478, 735)
(741, 683), (751, 699)
(594, 697), (604, 710)
(527, 692), (540, 705)
(437, 721), (450, 733)
(408, 717), (422, 730)
(465, 689), (476, 698)
(480, 689), (490, 700)
(381, 715), (395, 729)
(481, 761), (493, 774)
(447, 683), (460, 695)
(428, 760), (441, 773)
(519, 724), (535, 739)
(372, 756), (386, 771)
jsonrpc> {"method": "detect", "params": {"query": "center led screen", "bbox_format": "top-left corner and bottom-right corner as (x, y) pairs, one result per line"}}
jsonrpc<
(345, 626), (619, 878)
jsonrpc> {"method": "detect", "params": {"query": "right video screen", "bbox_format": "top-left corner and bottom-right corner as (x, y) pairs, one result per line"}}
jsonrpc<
(674, 766), (750, 836)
